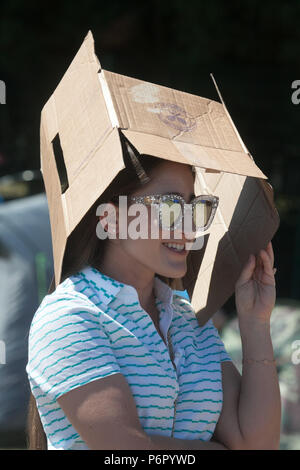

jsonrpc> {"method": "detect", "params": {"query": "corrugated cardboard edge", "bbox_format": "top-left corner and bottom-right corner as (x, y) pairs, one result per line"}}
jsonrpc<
(190, 176), (280, 325)
(210, 73), (250, 156)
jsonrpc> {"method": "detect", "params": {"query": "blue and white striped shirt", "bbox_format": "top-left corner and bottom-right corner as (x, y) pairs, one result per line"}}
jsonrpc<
(26, 265), (231, 450)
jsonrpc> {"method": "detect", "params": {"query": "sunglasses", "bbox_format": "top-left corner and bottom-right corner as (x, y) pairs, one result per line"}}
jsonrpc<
(129, 193), (219, 232)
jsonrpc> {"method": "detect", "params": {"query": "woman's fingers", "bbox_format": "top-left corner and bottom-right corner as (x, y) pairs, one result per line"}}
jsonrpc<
(260, 249), (276, 283)
(237, 243), (276, 289)
(265, 241), (274, 267)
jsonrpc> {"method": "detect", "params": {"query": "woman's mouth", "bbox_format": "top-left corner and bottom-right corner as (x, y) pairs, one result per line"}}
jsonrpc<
(162, 242), (188, 255)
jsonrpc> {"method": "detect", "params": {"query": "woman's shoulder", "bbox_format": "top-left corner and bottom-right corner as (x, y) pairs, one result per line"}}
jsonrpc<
(172, 292), (212, 326)
(171, 293), (221, 335)
(29, 272), (102, 335)
(172, 292), (194, 316)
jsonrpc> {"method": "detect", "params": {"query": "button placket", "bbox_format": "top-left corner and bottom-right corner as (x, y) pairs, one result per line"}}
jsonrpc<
(142, 309), (174, 372)
(167, 327), (180, 437)
(156, 301), (179, 377)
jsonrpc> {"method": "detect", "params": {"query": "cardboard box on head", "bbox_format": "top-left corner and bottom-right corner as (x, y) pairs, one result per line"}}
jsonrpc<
(40, 30), (280, 326)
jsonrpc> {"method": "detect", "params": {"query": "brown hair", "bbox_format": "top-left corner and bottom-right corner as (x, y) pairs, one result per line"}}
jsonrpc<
(27, 147), (195, 449)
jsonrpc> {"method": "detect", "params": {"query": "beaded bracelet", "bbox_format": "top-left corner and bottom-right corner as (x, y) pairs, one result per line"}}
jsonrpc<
(242, 358), (277, 365)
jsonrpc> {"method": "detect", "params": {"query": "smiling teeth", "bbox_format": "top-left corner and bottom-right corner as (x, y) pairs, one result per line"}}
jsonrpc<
(163, 243), (185, 251)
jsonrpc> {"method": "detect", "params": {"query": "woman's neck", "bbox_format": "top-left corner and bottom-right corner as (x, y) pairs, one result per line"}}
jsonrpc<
(96, 249), (157, 316)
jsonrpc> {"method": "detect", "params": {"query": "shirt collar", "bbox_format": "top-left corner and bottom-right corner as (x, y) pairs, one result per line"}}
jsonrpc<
(79, 265), (174, 307)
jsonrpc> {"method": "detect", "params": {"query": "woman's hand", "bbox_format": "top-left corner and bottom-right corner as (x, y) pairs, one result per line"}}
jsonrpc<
(235, 241), (276, 324)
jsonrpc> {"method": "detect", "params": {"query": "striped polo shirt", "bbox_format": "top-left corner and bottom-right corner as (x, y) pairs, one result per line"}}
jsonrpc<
(26, 265), (231, 450)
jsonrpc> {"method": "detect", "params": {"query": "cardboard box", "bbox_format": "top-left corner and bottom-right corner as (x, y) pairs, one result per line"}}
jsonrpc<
(40, 30), (280, 325)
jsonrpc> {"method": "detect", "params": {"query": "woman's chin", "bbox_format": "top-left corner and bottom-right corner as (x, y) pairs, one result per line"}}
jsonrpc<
(156, 264), (187, 279)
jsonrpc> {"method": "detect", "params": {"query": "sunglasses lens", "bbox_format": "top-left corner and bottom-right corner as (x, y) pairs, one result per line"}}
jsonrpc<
(160, 198), (182, 228)
(193, 200), (213, 229)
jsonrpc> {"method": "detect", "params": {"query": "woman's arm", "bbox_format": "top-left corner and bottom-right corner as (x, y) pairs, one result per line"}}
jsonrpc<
(212, 321), (281, 450)
(213, 242), (281, 450)
(57, 373), (227, 450)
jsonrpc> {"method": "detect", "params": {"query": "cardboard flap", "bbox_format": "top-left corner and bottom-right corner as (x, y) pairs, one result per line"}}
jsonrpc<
(103, 70), (242, 150)
(40, 31), (124, 285)
(41, 30), (112, 186)
(121, 129), (267, 179)
(184, 168), (280, 324)
(101, 69), (268, 179)
(64, 128), (125, 234)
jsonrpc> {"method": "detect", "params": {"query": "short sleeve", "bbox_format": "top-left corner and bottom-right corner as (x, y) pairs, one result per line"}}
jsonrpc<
(26, 293), (121, 402)
(207, 319), (232, 363)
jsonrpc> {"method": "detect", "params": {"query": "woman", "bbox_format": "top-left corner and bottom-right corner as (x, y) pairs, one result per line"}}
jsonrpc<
(26, 149), (281, 450)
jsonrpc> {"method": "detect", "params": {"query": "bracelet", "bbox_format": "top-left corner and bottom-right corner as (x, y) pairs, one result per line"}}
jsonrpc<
(242, 358), (276, 365)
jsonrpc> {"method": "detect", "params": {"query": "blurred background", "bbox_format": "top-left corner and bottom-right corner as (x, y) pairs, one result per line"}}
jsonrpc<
(0, 0), (299, 450)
